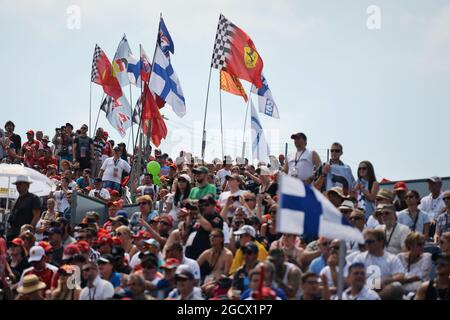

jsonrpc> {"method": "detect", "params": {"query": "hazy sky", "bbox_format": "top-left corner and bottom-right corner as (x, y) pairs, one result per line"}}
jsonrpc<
(1, 0), (449, 181)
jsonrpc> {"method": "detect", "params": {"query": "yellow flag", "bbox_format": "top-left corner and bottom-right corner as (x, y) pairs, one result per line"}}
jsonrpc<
(220, 70), (248, 102)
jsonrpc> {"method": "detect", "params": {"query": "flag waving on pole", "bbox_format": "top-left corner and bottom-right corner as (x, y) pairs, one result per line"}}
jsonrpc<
(220, 70), (248, 102)
(141, 85), (168, 146)
(211, 14), (264, 88)
(140, 45), (152, 84)
(149, 46), (186, 118)
(251, 74), (279, 118)
(158, 16), (174, 58)
(251, 99), (270, 163)
(112, 35), (135, 87)
(100, 95), (133, 137)
(91, 44), (122, 100)
(277, 174), (364, 243)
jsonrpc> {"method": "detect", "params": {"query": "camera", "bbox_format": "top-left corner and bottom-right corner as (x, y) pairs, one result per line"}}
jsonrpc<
(232, 196), (240, 202)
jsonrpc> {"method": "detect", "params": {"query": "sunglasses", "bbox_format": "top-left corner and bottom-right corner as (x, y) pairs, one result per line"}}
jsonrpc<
(245, 198), (255, 202)
(365, 239), (376, 244)
(138, 202), (149, 206)
(75, 236), (86, 241)
(159, 221), (170, 226)
(243, 250), (256, 256)
(330, 246), (340, 251)
(330, 149), (341, 153)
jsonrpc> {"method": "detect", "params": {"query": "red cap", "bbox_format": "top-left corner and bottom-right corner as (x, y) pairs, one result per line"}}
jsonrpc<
(110, 190), (120, 197)
(393, 181), (408, 192)
(11, 237), (25, 247)
(168, 163), (177, 169)
(76, 240), (90, 253)
(26, 130), (34, 135)
(97, 234), (113, 246)
(38, 241), (53, 253)
(63, 244), (80, 260)
(111, 236), (123, 246)
(161, 258), (180, 269)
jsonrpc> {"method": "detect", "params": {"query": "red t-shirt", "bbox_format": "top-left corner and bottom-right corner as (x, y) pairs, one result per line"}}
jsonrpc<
(37, 156), (58, 170)
(23, 266), (56, 289)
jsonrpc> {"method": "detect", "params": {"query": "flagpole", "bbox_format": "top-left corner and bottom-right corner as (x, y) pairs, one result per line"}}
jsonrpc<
(241, 87), (252, 159)
(93, 93), (105, 134)
(129, 85), (135, 150)
(89, 81), (92, 137)
(201, 66), (213, 164)
(337, 240), (346, 300)
(219, 85), (224, 160)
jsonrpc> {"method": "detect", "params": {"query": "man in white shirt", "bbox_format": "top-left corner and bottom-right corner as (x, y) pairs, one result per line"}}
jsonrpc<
(99, 146), (131, 192)
(419, 176), (446, 221)
(284, 132), (321, 182)
(219, 174), (245, 219)
(216, 156), (233, 186)
(79, 262), (114, 300)
(375, 204), (410, 255)
(88, 178), (111, 201)
(339, 262), (380, 300)
(165, 242), (201, 284)
(351, 229), (405, 291)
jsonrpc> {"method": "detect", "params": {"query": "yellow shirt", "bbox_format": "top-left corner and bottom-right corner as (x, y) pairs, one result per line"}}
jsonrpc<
(229, 241), (268, 274)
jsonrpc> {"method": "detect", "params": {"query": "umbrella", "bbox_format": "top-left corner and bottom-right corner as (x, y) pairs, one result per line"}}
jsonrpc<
(0, 164), (56, 201)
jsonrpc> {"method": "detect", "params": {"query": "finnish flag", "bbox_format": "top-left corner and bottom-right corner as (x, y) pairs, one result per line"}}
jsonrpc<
(277, 174), (364, 243)
(149, 46), (186, 118)
(251, 74), (280, 119)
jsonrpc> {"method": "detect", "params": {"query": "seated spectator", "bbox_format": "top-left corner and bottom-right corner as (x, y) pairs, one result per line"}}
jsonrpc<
(375, 204), (411, 254)
(339, 263), (380, 300)
(260, 204), (281, 249)
(434, 190), (450, 243)
(397, 232), (432, 293)
(155, 258), (179, 299)
(88, 177), (111, 201)
(268, 249), (302, 299)
(136, 173), (159, 199)
(231, 242), (260, 293)
(299, 272), (329, 300)
(129, 195), (159, 235)
(242, 261), (285, 300)
(397, 190), (431, 239)
(15, 274), (46, 300)
(50, 265), (81, 300)
(393, 181), (409, 212)
(415, 253), (450, 300)
(308, 237), (334, 275)
(167, 265), (204, 300)
(98, 254), (122, 289)
(366, 189), (394, 229)
(439, 232), (450, 255)
(165, 242), (200, 284)
(79, 262), (114, 300)
(229, 225), (268, 274)
(20, 245), (58, 290)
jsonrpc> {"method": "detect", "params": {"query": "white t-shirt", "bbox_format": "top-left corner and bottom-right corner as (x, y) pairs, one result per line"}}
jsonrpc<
(101, 157), (131, 184)
(319, 266), (340, 288)
(419, 193), (446, 220)
(339, 286), (380, 300)
(88, 188), (111, 200)
(217, 168), (231, 186)
(79, 276), (114, 300)
(366, 215), (380, 229)
(350, 251), (405, 287)
(182, 256), (201, 280)
(397, 252), (432, 281)
(53, 190), (70, 213)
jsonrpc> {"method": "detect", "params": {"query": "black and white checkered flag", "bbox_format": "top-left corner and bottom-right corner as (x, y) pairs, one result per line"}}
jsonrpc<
(211, 14), (234, 70)
(132, 96), (142, 124)
(91, 44), (102, 83)
(100, 95), (113, 115)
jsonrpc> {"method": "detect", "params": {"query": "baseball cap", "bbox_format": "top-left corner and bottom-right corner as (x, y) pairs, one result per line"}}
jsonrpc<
(178, 174), (192, 184)
(327, 187), (346, 199)
(175, 264), (194, 280)
(109, 215), (129, 226)
(143, 238), (160, 250)
(63, 244), (80, 260)
(161, 258), (180, 270)
(97, 234), (113, 246)
(192, 166), (208, 174)
(233, 225), (256, 238)
(290, 132), (307, 140)
(11, 237), (25, 247)
(393, 181), (408, 192)
(98, 254), (114, 264)
(428, 176), (442, 183)
(110, 189), (120, 197)
(28, 246), (45, 263)
(159, 215), (174, 227)
(58, 264), (76, 276)
(26, 130), (34, 135)
(76, 240), (90, 253)
(377, 203), (396, 212)
(132, 230), (152, 240)
(38, 241), (53, 254)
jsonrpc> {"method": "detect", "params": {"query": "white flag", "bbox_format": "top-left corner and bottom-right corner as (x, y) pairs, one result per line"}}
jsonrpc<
(112, 34), (135, 87)
(251, 74), (280, 119)
(100, 95), (132, 137)
(251, 99), (270, 163)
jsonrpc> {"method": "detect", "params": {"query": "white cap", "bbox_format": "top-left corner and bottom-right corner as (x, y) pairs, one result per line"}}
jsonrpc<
(338, 200), (355, 211)
(235, 157), (245, 165)
(13, 175), (33, 185)
(224, 155), (233, 165)
(233, 225), (256, 238)
(28, 246), (45, 262)
(178, 174), (192, 184)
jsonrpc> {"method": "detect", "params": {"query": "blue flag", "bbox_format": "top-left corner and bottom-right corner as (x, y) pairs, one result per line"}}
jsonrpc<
(158, 17), (174, 57)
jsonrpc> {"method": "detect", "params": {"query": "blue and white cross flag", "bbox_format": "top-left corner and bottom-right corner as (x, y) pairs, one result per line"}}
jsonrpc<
(277, 174), (364, 243)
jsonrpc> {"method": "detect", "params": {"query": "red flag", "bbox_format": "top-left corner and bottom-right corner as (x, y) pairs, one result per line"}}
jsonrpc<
(211, 15), (264, 88)
(141, 85), (167, 147)
(91, 44), (123, 100)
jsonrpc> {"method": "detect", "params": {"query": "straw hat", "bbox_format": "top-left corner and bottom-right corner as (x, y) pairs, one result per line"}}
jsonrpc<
(17, 274), (46, 294)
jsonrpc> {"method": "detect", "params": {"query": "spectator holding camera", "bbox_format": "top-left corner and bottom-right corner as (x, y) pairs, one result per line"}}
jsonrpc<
(88, 178), (111, 201)
(219, 174), (245, 220)
(184, 196), (224, 260)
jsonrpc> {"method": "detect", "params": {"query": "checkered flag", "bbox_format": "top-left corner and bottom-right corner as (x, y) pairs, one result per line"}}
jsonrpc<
(91, 44), (103, 83)
(211, 14), (234, 70)
(132, 96), (142, 124)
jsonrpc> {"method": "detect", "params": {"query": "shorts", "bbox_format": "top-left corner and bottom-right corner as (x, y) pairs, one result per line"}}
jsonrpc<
(103, 180), (122, 192)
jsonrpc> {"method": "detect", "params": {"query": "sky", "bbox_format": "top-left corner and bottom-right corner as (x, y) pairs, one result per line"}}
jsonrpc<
(0, 0), (449, 181)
